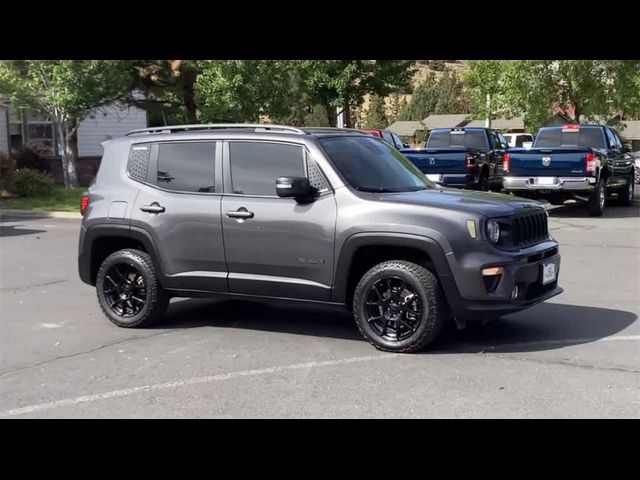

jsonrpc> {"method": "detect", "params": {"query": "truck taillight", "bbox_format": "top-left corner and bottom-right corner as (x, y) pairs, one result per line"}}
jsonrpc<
(466, 153), (475, 171)
(80, 194), (89, 215)
(503, 153), (510, 174)
(585, 152), (597, 174)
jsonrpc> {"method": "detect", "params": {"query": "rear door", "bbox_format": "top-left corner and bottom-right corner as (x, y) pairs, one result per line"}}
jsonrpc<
(129, 140), (227, 292)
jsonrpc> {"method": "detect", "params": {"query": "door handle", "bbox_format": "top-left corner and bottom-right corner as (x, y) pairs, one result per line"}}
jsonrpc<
(226, 208), (254, 219)
(140, 203), (165, 214)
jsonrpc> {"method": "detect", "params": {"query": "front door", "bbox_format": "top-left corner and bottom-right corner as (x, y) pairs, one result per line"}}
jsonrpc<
(221, 140), (337, 301)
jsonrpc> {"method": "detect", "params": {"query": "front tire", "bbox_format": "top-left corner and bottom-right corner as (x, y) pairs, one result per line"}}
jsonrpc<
(618, 176), (635, 206)
(352, 260), (447, 353)
(96, 249), (169, 328)
(588, 180), (606, 216)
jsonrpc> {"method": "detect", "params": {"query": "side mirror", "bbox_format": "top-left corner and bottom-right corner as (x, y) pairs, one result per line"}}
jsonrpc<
(623, 143), (632, 153)
(403, 143), (410, 148)
(276, 176), (314, 200)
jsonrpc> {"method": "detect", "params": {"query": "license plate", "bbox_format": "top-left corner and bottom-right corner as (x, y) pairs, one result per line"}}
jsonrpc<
(426, 174), (443, 182)
(542, 262), (556, 285)
(535, 177), (556, 186)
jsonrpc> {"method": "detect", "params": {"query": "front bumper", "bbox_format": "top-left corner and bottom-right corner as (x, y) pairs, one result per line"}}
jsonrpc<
(504, 176), (596, 192)
(439, 242), (562, 321)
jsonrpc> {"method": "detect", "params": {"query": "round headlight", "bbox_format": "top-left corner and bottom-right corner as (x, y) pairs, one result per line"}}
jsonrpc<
(486, 219), (500, 244)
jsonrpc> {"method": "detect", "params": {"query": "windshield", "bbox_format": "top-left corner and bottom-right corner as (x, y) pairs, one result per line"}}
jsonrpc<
(535, 127), (606, 149)
(319, 136), (434, 192)
(426, 130), (488, 149)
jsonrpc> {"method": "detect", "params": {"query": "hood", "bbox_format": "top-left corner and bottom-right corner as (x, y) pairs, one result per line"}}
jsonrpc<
(373, 188), (544, 217)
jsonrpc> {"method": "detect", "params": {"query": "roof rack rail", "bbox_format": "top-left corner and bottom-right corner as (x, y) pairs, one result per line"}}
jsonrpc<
(124, 123), (307, 136)
(302, 127), (372, 134)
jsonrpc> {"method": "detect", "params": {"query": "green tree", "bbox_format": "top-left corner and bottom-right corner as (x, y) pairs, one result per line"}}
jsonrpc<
(434, 72), (466, 114)
(128, 60), (201, 125)
(299, 60), (414, 127)
(195, 60), (298, 123)
(0, 60), (132, 188)
(397, 73), (438, 121)
(464, 60), (512, 124)
(363, 95), (388, 129)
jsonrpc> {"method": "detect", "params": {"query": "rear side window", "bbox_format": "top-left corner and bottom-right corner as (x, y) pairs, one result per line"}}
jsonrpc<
(381, 131), (395, 146)
(535, 127), (606, 149)
(155, 142), (216, 193)
(128, 145), (151, 182)
(426, 130), (488, 149)
(229, 142), (305, 196)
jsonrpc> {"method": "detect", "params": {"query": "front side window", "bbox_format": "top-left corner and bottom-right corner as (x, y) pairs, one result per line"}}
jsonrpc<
(229, 142), (305, 196)
(155, 142), (216, 193)
(319, 135), (434, 192)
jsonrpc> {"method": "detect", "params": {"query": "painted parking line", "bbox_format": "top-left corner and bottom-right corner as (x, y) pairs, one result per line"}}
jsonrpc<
(0, 353), (399, 417)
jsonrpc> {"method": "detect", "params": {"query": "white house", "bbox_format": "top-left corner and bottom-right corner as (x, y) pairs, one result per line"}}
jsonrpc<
(0, 101), (148, 158)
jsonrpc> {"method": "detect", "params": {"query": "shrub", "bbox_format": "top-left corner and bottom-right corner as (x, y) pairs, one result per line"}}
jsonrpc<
(9, 168), (55, 197)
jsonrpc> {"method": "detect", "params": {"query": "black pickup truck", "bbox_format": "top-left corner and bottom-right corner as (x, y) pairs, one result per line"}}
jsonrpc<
(401, 127), (509, 191)
(503, 124), (636, 216)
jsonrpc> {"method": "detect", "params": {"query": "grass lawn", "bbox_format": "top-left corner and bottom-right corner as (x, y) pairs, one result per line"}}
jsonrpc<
(0, 186), (86, 212)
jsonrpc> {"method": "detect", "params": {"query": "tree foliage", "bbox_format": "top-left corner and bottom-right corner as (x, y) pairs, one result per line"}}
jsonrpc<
(0, 60), (132, 188)
(363, 95), (388, 129)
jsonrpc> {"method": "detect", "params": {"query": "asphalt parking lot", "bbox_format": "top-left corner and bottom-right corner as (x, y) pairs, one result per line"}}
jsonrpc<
(1, 200), (639, 418)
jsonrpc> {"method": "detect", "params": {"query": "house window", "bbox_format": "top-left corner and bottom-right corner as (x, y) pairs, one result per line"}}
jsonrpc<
(25, 110), (55, 156)
(8, 105), (24, 155)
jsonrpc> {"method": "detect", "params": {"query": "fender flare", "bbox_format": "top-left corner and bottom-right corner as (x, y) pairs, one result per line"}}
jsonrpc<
(332, 232), (461, 306)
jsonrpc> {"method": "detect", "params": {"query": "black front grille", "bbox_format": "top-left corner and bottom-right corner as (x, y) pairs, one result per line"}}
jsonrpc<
(512, 210), (549, 248)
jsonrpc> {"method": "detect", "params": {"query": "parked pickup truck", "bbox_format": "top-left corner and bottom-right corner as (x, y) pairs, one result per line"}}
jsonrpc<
(401, 127), (508, 191)
(503, 124), (636, 216)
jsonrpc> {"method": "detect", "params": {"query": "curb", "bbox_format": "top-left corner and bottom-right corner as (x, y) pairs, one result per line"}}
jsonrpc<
(0, 208), (81, 219)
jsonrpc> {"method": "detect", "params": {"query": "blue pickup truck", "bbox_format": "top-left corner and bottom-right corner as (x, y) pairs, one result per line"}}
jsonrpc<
(400, 127), (508, 191)
(503, 124), (636, 216)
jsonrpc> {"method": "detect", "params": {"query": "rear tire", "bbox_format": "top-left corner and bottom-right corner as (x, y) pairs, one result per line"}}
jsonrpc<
(618, 176), (635, 206)
(96, 249), (169, 328)
(352, 260), (447, 353)
(588, 180), (605, 216)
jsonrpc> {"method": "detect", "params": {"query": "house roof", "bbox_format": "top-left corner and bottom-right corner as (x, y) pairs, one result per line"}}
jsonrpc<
(421, 114), (469, 129)
(387, 120), (424, 136)
(465, 116), (525, 130)
(619, 120), (640, 140)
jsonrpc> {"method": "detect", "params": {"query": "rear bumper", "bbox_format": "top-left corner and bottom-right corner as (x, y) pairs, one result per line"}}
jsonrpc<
(504, 176), (596, 192)
(427, 173), (475, 187)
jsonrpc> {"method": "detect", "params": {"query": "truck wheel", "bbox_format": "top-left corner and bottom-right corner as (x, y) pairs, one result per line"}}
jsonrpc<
(618, 176), (635, 206)
(352, 260), (447, 353)
(96, 249), (169, 328)
(587, 180), (606, 216)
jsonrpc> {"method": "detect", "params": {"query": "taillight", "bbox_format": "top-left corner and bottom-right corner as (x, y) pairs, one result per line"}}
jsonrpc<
(585, 152), (597, 174)
(80, 194), (89, 215)
(503, 153), (510, 174)
(465, 152), (475, 171)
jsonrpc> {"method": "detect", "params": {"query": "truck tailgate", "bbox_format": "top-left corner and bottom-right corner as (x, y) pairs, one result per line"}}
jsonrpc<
(401, 148), (469, 175)
(508, 147), (590, 177)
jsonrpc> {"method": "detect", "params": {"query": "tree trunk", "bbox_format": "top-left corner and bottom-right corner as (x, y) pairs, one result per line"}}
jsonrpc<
(343, 103), (352, 128)
(183, 84), (198, 124)
(326, 104), (337, 127)
(573, 105), (581, 124)
(182, 67), (199, 124)
(55, 118), (79, 189)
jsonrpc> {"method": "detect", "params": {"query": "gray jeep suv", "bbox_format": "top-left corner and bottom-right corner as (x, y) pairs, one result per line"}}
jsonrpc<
(78, 124), (562, 352)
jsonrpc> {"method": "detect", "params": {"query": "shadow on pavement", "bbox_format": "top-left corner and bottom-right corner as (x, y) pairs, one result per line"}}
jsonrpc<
(547, 200), (640, 219)
(0, 212), (52, 223)
(0, 225), (47, 238)
(158, 298), (636, 353)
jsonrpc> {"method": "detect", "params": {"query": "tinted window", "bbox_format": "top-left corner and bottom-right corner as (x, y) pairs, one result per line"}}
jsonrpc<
(229, 142), (304, 196)
(535, 127), (606, 149)
(155, 142), (215, 193)
(319, 136), (433, 192)
(381, 131), (395, 145)
(426, 130), (488, 149)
